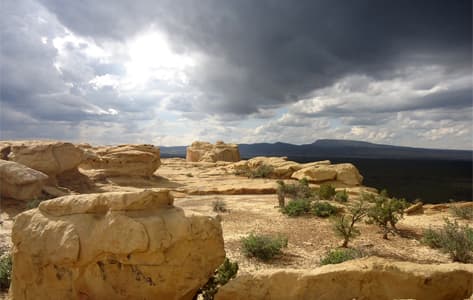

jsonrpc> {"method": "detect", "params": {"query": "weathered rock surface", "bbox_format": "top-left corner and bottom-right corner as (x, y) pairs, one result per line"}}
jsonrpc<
(10, 189), (225, 300)
(292, 163), (363, 185)
(80, 144), (161, 177)
(186, 141), (240, 162)
(405, 202), (424, 215)
(0, 141), (84, 181)
(215, 257), (473, 300)
(291, 166), (337, 182)
(0, 160), (48, 200)
(231, 157), (330, 179)
(230, 156), (362, 185)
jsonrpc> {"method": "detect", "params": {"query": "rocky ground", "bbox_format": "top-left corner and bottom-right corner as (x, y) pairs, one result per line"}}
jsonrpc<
(1, 156), (472, 299)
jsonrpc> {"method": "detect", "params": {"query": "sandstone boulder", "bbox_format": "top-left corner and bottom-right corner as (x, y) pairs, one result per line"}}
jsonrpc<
(79, 144), (161, 177)
(0, 141), (84, 182)
(0, 160), (48, 200)
(186, 141), (240, 163)
(291, 163), (363, 185)
(10, 189), (225, 300)
(215, 257), (473, 300)
(291, 166), (337, 182)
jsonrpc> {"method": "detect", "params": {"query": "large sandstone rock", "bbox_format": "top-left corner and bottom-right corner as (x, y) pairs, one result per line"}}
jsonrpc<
(231, 157), (329, 179)
(291, 166), (337, 182)
(10, 189), (225, 300)
(0, 141), (84, 182)
(80, 144), (161, 177)
(0, 160), (48, 200)
(186, 141), (240, 163)
(215, 257), (473, 300)
(292, 163), (363, 185)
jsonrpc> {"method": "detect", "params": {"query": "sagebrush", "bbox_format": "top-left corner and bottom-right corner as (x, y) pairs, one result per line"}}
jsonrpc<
(312, 201), (338, 218)
(422, 219), (473, 263)
(320, 248), (361, 265)
(241, 233), (288, 261)
(318, 184), (336, 200)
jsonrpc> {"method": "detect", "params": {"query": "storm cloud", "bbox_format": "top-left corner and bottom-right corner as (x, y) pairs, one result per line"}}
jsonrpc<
(1, 0), (472, 148)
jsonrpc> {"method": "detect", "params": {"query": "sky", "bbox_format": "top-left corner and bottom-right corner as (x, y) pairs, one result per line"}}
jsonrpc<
(0, 0), (471, 149)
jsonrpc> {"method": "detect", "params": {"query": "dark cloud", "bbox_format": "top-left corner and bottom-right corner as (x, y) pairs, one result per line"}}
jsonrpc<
(40, 0), (472, 115)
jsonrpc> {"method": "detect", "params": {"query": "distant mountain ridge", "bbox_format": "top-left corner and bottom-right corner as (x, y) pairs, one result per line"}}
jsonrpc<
(160, 139), (472, 160)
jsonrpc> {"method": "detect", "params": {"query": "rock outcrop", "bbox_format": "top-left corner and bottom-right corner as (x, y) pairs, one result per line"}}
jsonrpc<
(292, 163), (363, 185)
(186, 141), (240, 163)
(230, 156), (362, 185)
(0, 141), (84, 183)
(215, 257), (473, 300)
(10, 189), (225, 300)
(231, 157), (330, 179)
(79, 144), (161, 177)
(0, 160), (48, 200)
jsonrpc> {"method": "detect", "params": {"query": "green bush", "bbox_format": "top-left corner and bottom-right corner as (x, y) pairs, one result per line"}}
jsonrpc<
(197, 258), (239, 300)
(241, 233), (288, 261)
(281, 199), (311, 216)
(334, 190), (349, 202)
(212, 199), (228, 213)
(365, 190), (407, 239)
(320, 248), (361, 265)
(450, 205), (473, 220)
(312, 201), (338, 218)
(276, 179), (314, 205)
(422, 219), (473, 263)
(318, 184), (336, 200)
(0, 252), (12, 290)
(249, 164), (274, 178)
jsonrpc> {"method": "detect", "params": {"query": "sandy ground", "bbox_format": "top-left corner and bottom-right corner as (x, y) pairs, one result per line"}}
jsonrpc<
(175, 194), (461, 274)
(0, 157), (471, 297)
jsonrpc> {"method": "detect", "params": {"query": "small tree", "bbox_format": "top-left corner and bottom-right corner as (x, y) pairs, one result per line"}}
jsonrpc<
(365, 190), (407, 239)
(332, 199), (369, 247)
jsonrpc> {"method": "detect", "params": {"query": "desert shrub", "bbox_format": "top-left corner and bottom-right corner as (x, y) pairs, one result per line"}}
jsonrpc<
(277, 179), (313, 201)
(332, 199), (369, 247)
(212, 199), (227, 213)
(422, 227), (443, 249)
(320, 248), (361, 265)
(197, 258), (239, 300)
(185, 173), (193, 177)
(281, 199), (311, 217)
(0, 252), (12, 290)
(422, 219), (473, 263)
(241, 233), (288, 261)
(318, 184), (336, 200)
(249, 164), (274, 178)
(365, 190), (407, 239)
(312, 201), (338, 218)
(450, 205), (473, 220)
(334, 190), (349, 202)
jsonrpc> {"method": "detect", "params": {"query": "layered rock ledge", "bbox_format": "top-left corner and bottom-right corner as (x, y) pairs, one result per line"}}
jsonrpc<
(215, 257), (473, 300)
(79, 144), (161, 177)
(10, 189), (225, 300)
